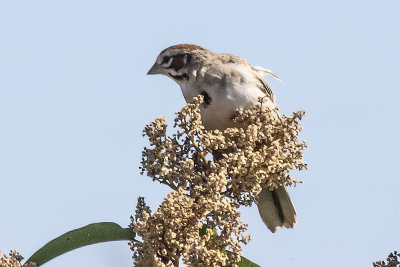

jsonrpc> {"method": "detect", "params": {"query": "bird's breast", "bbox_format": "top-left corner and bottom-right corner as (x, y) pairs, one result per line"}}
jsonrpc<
(180, 80), (274, 131)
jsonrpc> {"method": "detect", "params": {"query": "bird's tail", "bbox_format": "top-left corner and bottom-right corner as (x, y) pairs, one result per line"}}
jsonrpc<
(257, 186), (297, 233)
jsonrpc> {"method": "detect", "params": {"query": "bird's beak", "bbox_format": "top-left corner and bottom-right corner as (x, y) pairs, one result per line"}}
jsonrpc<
(147, 62), (161, 75)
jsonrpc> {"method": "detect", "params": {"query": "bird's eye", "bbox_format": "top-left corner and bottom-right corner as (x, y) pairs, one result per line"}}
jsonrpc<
(162, 56), (170, 64)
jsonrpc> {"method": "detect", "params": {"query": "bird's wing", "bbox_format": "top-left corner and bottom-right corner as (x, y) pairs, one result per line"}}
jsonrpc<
(252, 66), (280, 102)
(255, 76), (274, 100)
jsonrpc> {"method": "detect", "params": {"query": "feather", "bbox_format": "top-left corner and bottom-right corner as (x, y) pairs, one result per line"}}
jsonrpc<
(252, 66), (281, 81)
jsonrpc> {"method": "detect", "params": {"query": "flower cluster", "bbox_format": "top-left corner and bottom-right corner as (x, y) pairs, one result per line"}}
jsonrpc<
(0, 251), (20, 267)
(373, 251), (400, 267)
(133, 96), (307, 266)
(0, 251), (35, 267)
(131, 188), (246, 267)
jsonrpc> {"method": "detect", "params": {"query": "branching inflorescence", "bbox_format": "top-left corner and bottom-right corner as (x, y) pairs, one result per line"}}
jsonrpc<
(0, 251), (35, 267)
(132, 95), (307, 266)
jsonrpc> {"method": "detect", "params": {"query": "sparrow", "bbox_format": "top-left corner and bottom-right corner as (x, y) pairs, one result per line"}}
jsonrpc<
(147, 44), (296, 233)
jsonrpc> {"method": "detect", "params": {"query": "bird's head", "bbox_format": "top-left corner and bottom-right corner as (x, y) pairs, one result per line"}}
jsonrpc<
(147, 44), (209, 82)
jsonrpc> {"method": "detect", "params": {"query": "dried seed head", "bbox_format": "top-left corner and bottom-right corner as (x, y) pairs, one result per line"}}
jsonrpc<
(134, 95), (307, 266)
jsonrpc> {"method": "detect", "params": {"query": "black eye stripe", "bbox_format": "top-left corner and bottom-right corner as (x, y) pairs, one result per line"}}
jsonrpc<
(168, 54), (186, 71)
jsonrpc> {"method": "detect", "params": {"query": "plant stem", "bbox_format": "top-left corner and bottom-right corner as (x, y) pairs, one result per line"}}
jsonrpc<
(182, 119), (209, 169)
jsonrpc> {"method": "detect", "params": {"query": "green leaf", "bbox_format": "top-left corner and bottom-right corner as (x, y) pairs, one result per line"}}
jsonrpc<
(26, 222), (135, 266)
(237, 255), (261, 267)
(226, 250), (260, 267)
(199, 224), (208, 236)
(199, 225), (259, 266)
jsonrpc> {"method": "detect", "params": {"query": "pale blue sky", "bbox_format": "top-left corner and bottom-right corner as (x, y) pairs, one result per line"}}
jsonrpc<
(1, 1), (399, 266)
